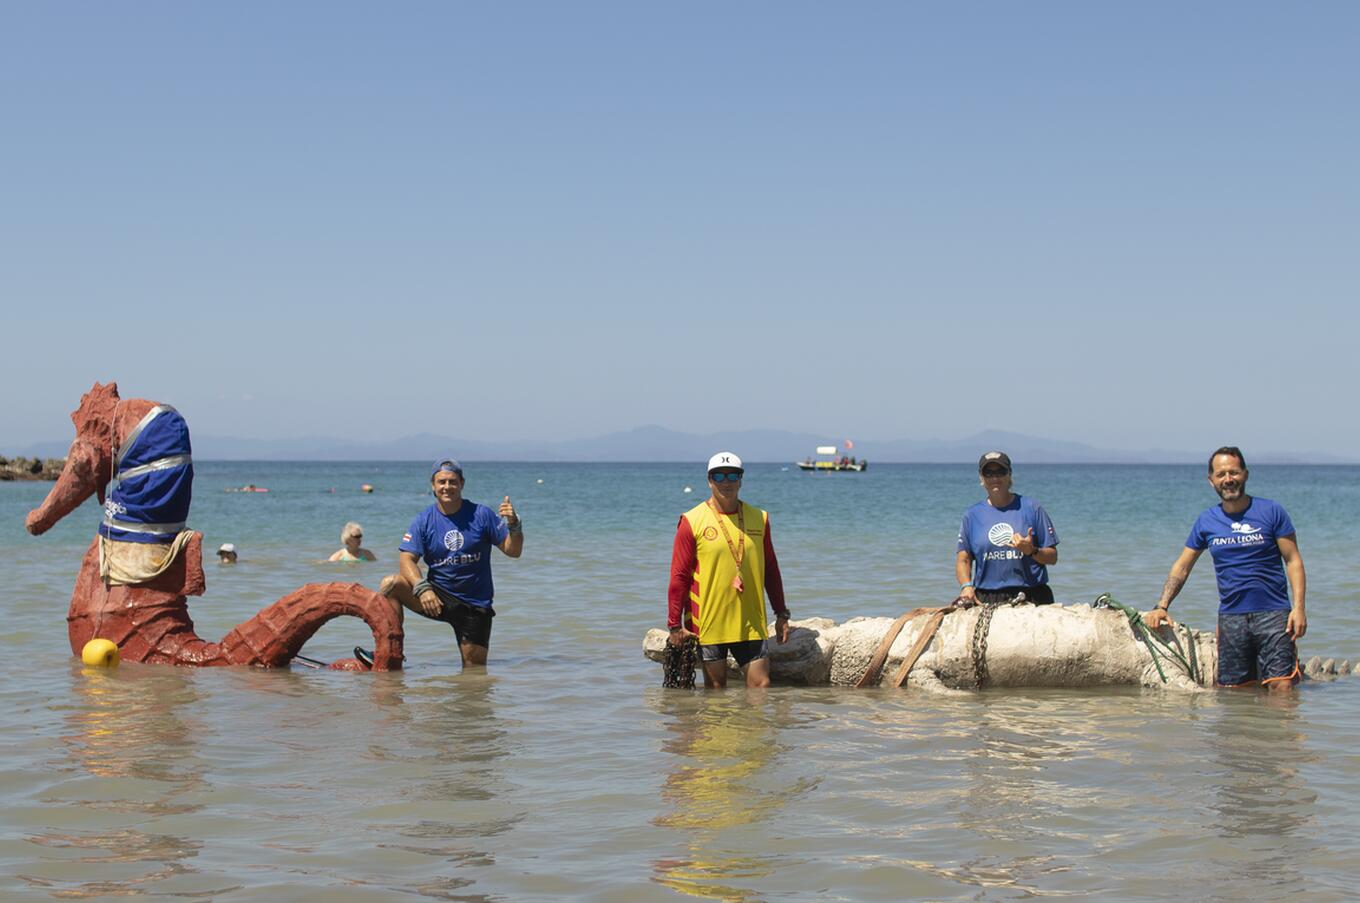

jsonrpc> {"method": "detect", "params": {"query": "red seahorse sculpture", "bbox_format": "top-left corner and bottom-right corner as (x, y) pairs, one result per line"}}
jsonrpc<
(25, 382), (403, 670)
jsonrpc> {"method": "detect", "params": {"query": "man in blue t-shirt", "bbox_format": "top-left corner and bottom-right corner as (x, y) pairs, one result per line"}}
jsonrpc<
(376, 457), (524, 668)
(1146, 447), (1307, 688)
(955, 451), (1060, 605)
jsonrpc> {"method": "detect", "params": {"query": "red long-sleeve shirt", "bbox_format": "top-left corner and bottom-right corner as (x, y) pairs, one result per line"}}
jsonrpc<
(667, 514), (787, 629)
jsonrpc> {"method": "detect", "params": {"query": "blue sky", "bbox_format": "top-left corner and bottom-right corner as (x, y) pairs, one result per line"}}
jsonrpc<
(3, 3), (1357, 456)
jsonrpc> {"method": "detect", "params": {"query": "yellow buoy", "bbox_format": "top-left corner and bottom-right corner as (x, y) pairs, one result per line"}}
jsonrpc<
(82, 638), (121, 668)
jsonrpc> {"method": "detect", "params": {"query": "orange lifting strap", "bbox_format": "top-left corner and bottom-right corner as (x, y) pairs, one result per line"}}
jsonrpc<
(854, 606), (954, 689)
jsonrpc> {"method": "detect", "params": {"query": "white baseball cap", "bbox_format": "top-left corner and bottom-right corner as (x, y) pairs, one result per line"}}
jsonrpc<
(218, 543), (236, 554)
(707, 452), (743, 473)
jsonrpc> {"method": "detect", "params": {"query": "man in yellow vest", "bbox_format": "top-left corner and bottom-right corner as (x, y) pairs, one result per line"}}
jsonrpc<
(667, 452), (790, 688)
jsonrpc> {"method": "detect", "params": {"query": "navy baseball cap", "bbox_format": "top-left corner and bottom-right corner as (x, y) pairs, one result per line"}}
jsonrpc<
(431, 457), (464, 477)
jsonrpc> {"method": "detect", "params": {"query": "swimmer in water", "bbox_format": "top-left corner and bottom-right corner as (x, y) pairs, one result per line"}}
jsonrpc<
(328, 522), (377, 562)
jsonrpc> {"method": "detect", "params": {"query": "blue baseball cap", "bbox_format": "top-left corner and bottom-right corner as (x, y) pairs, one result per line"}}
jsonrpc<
(431, 457), (464, 477)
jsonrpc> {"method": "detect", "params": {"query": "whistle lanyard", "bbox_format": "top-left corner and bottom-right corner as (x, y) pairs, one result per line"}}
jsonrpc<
(708, 500), (747, 593)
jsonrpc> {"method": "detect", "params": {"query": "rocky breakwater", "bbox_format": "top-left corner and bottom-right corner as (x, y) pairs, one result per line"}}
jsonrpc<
(0, 456), (66, 481)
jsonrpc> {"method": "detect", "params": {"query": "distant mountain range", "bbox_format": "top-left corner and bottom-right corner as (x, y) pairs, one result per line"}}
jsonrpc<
(9, 426), (1352, 464)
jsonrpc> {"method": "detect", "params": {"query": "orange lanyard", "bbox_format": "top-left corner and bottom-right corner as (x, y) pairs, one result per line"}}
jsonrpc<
(708, 500), (747, 592)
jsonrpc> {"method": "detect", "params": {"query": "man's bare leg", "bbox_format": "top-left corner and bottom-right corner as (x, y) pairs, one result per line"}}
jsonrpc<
(744, 657), (772, 688)
(1263, 674), (1300, 693)
(378, 573), (415, 624)
(382, 574), (490, 669)
(460, 642), (488, 669)
(702, 659), (728, 689)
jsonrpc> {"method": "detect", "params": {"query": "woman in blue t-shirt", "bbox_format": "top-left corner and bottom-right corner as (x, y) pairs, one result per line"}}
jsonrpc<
(955, 451), (1060, 605)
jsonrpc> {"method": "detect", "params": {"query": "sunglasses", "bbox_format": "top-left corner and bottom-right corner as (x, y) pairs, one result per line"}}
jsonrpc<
(981, 468), (1010, 477)
(709, 472), (744, 483)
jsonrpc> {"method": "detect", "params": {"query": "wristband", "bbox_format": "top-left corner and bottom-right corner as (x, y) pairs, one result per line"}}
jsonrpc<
(1155, 604), (1170, 612)
(413, 580), (433, 598)
(507, 518), (523, 536)
(776, 610), (790, 619)
(960, 583), (974, 591)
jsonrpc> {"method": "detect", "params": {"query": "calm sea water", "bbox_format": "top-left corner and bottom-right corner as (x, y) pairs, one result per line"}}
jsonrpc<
(2, 462), (1358, 900)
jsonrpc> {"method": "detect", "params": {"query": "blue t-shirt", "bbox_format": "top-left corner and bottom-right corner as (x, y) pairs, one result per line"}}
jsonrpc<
(400, 501), (509, 608)
(1186, 496), (1295, 615)
(100, 405), (194, 544)
(957, 495), (1058, 590)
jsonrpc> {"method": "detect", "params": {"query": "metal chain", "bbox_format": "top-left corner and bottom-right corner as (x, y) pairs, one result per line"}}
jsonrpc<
(662, 636), (698, 688)
(970, 592), (1027, 688)
(971, 602), (998, 688)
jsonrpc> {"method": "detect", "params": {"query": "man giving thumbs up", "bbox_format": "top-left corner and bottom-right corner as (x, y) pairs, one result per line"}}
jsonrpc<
(378, 458), (525, 668)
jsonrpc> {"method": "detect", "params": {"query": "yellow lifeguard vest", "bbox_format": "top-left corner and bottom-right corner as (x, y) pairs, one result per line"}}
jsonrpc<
(682, 500), (770, 645)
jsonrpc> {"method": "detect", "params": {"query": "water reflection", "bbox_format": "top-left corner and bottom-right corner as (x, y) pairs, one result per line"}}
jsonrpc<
(22, 666), (237, 898)
(60, 665), (204, 788)
(650, 689), (814, 901)
(366, 672), (523, 899)
(920, 695), (1102, 894)
(1200, 691), (1319, 898)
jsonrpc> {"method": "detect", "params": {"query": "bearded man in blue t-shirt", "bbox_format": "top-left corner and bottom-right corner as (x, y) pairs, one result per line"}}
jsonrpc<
(375, 458), (524, 669)
(1146, 447), (1307, 688)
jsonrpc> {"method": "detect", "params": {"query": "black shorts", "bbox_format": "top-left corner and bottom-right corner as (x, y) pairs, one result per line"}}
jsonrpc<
(975, 585), (1055, 606)
(700, 639), (768, 667)
(423, 585), (495, 648)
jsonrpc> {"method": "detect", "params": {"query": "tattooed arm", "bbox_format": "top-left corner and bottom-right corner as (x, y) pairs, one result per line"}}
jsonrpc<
(1145, 547), (1204, 628)
(1278, 534), (1306, 639)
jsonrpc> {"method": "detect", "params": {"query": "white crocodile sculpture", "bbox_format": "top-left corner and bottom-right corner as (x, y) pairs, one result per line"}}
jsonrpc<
(643, 602), (1355, 692)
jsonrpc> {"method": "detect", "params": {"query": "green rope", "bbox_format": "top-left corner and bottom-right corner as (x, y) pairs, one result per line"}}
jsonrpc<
(1181, 622), (1200, 685)
(1163, 620), (1201, 686)
(1093, 593), (1198, 685)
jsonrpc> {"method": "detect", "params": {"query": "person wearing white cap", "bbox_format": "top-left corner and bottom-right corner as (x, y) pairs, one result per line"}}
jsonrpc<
(216, 543), (237, 564)
(667, 452), (790, 688)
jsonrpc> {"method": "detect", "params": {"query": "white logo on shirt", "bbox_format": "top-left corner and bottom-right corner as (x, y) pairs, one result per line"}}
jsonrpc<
(987, 522), (1015, 547)
(443, 529), (465, 552)
(1211, 520), (1269, 547)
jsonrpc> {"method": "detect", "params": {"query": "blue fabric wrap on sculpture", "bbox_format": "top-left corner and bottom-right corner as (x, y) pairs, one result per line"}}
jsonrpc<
(99, 406), (194, 544)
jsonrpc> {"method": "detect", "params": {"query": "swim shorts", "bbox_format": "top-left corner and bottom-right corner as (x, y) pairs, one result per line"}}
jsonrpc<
(422, 584), (495, 648)
(1217, 609), (1298, 686)
(975, 585), (1055, 606)
(700, 639), (768, 667)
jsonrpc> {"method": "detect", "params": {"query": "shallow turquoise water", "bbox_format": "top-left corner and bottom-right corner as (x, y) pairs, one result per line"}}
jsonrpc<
(2, 462), (1358, 900)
